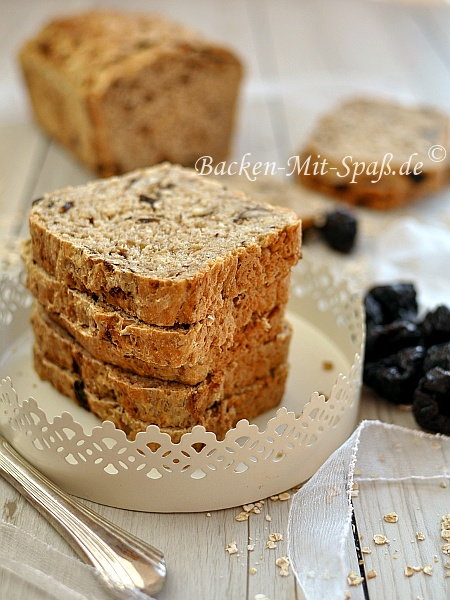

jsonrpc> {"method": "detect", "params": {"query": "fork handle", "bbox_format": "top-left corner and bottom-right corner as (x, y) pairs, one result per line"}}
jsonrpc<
(0, 436), (166, 597)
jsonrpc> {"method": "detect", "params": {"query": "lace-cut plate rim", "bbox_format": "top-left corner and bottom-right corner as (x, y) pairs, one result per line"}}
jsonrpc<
(0, 264), (364, 512)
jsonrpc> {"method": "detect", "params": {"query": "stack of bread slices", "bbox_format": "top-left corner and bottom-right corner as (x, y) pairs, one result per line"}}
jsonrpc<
(23, 163), (301, 441)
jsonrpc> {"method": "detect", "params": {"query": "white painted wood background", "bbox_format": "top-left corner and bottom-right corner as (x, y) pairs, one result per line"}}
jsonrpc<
(0, 1), (449, 599)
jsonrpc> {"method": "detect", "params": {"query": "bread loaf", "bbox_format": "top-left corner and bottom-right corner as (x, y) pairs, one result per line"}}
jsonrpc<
(19, 11), (243, 175)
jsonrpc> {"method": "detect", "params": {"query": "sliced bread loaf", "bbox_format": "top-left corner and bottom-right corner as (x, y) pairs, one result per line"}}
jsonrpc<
(31, 304), (290, 431)
(19, 11), (242, 175)
(24, 241), (290, 381)
(29, 163), (301, 326)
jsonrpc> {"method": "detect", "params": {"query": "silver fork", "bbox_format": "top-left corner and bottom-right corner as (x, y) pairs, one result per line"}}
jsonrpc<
(0, 434), (166, 598)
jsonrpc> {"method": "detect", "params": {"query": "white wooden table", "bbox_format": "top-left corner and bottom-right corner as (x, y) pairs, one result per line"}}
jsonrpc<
(1, 1), (449, 599)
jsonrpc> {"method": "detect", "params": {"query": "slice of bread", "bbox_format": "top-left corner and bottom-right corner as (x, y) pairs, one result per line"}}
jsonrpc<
(31, 304), (290, 433)
(298, 98), (450, 209)
(24, 241), (290, 382)
(32, 299), (291, 388)
(34, 349), (288, 442)
(19, 11), (242, 175)
(29, 164), (301, 326)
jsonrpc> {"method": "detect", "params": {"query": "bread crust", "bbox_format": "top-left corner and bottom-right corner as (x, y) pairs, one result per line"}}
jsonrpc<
(34, 349), (288, 443)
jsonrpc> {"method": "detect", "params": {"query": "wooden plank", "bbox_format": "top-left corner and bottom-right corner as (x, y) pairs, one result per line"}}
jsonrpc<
(246, 496), (297, 600)
(262, 0), (450, 158)
(82, 503), (249, 600)
(1, 2), (449, 600)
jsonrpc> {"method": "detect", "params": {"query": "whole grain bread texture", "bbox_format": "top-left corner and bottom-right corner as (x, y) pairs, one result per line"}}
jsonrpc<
(33, 295), (291, 388)
(298, 98), (450, 209)
(34, 349), (288, 442)
(19, 10), (243, 175)
(32, 306), (289, 440)
(23, 240), (290, 380)
(29, 164), (301, 326)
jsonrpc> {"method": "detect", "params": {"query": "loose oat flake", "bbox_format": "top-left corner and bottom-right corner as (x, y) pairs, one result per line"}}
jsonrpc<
(441, 515), (450, 555)
(278, 492), (291, 501)
(373, 534), (389, 545)
(416, 531), (425, 541)
(383, 512), (398, 523)
(249, 567), (257, 575)
(367, 569), (377, 579)
(265, 515), (272, 522)
(423, 565), (433, 576)
(235, 511), (249, 522)
(226, 541), (238, 555)
(269, 533), (283, 542)
(404, 566), (422, 577)
(275, 556), (290, 577)
(347, 571), (364, 586)
(265, 540), (277, 550)
(361, 547), (372, 554)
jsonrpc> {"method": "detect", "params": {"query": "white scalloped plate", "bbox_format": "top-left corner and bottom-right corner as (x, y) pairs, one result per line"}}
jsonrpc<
(0, 263), (364, 512)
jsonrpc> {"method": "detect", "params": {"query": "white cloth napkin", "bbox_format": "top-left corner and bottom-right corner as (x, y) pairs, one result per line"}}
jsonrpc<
(0, 520), (152, 600)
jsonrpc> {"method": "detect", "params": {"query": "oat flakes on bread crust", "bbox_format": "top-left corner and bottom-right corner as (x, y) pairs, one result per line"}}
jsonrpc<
(29, 163), (301, 326)
(19, 10), (243, 175)
(298, 97), (450, 209)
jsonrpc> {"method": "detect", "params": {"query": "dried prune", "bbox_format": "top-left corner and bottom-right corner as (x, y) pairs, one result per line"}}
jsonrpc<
(365, 294), (384, 328)
(421, 305), (450, 345)
(423, 342), (450, 373)
(139, 194), (158, 207)
(318, 209), (357, 253)
(365, 320), (423, 361)
(60, 201), (74, 213)
(364, 346), (425, 404)
(73, 380), (89, 411)
(413, 367), (450, 435)
(365, 283), (418, 325)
